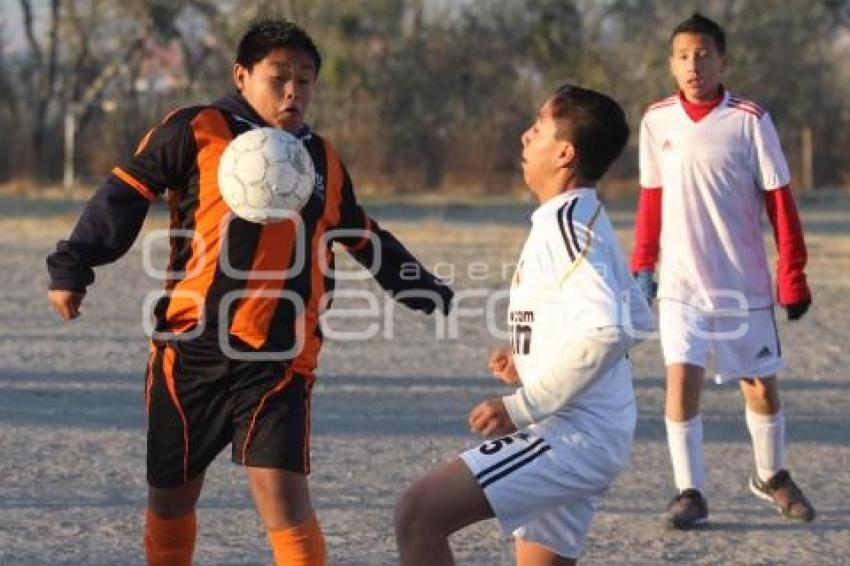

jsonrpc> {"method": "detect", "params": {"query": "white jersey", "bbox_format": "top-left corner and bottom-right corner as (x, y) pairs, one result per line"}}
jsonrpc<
(640, 91), (790, 311)
(503, 189), (654, 438)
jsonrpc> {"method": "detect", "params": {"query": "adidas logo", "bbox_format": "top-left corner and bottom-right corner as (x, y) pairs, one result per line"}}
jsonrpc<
(756, 345), (772, 359)
(661, 139), (672, 151)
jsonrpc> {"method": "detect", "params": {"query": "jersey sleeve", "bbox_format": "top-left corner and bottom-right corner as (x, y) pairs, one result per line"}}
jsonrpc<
(751, 112), (791, 192)
(46, 176), (150, 291)
(112, 108), (197, 199)
(638, 116), (663, 189)
(45, 109), (198, 291)
(630, 187), (662, 272)
(334, 162), (454, 315)
(503, 326), (632, 427)
(764, 186), (811, 305)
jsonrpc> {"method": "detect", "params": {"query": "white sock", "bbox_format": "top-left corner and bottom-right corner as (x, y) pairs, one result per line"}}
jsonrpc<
(665, 414), (705, 494)
(745, 406), (785, 482)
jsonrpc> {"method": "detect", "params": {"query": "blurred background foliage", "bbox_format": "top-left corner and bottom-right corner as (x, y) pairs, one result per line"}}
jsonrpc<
(1, 0), (849, 196)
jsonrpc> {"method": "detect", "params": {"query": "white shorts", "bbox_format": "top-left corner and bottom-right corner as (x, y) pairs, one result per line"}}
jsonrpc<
(460, 423), (630, 559)
(658, 299), (784, 384)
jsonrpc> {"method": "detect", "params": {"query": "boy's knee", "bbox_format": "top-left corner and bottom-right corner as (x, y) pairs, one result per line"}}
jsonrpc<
(741, 377), (780, 408)
(394, 483), (438, 540)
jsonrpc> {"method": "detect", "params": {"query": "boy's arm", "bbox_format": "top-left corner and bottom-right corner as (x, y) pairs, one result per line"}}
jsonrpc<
(47, 177), (152, 292)
(752, 112), (811, 320)
(46, 109), (195, 301)
(502, 327), (631, 428)
(630, 116), (663, 300)
(764, 186), (811, 319)
(333, 166), (454, 315)
(627, 273), (656, 341)
(630, 187), (662, 273)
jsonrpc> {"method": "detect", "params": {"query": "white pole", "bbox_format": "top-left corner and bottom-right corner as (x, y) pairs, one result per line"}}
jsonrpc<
(63, 107), (76, 192)
(801, 126), (813, 191)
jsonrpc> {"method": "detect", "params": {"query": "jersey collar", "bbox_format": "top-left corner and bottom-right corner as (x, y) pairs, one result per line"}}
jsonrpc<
(531, 187), (596, 224)
(212, 92), (313, 140)
(678, 87), (727, 123)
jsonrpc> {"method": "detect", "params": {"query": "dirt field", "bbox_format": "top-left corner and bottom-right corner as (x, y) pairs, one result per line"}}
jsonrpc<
(1, 194), (848, 565)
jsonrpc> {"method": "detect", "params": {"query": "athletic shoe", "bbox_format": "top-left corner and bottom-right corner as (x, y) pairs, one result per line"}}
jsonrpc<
(749, 469), (816, 522)
(663, 488), (709, 529)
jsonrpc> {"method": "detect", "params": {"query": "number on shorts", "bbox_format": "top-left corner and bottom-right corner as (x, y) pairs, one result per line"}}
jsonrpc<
(479, 431), (529, 455)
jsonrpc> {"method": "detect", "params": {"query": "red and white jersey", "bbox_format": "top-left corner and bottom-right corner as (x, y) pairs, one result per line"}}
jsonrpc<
(640, 91), (790, 311)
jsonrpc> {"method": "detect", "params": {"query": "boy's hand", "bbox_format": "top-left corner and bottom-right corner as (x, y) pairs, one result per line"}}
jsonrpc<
(633, 270), (657, 304)
(488, 346), (520, 385)
(48, 290), (85, 321)
(469, 397), (517, 438)
(785, 301), (810, 321)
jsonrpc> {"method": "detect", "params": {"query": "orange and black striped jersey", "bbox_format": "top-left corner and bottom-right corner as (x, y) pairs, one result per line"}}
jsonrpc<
(47, 93), (453, 376)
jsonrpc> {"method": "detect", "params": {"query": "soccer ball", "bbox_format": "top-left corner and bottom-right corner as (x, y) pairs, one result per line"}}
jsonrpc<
(217, 127), (315, 224)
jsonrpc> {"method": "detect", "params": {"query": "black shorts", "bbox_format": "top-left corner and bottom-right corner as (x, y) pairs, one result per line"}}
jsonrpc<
(145, 337), (313, 489)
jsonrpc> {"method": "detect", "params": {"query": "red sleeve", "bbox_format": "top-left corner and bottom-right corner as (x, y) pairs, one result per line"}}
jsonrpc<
(764, 186), (811, 305)
(630, 187), (662, 272)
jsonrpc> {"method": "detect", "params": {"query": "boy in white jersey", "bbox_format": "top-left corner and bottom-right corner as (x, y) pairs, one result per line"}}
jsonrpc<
(630, 13), (815, 528)
(394, 85), (654, 565)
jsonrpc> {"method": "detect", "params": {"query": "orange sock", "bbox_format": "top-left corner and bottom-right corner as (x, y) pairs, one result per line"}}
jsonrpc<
(267, 513), (327, 566)
(144, 508), (197, 566)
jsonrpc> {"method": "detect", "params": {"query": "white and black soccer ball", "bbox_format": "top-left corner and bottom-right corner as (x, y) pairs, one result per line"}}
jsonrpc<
(217, 127), (315, 224)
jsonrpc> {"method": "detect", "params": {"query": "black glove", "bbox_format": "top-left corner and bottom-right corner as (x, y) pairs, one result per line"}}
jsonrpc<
(395, 278), (454, 316)
(785, 301), (810, 321)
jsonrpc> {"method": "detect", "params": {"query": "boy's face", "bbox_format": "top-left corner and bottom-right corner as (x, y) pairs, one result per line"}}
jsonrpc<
(669, 32), (726, 102)
(234, 47), (317, 132)
(520, 99), (574, 196)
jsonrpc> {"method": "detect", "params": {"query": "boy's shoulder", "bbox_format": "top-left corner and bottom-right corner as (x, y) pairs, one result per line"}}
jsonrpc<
(139, 105), (222, 146)
(645, 94), (679, 115)
(156, 105), (212, 128)
(725, 91), (767, 119)
(641, 95), (680, 128)
(537, 191), (605, 238)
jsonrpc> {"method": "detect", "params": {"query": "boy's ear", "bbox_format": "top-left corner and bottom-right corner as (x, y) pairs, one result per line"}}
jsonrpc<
(233, 63), (247, 91)
(556, 141), (578, 170)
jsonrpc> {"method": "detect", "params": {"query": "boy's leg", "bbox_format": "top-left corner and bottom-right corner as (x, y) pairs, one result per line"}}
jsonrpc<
(665, 362), (706, 491)
(740, 375), (783, 482)
(395, 458), (494, 566)
(144, 473), (205, 566)
(715, 308), (785, 481)
(714, 308), (813, 520)
(658, 299), (710, 527)
(514, 496), (600, 566)
(398, 427), (606, 563)
(247, 467), (325, 565)
(231, 370), (326, 564)
(740, 376), (815, 521)
(145, 338), (233, 566)
(248, 467), (313, 528)
(663, 363), (709, 528)
(515, 539), (576, 566)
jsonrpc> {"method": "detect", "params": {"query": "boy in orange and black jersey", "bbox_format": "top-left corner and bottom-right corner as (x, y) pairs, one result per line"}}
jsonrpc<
(46, 19), (452, 566)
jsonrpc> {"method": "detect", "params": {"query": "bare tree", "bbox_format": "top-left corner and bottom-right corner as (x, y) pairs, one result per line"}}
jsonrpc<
(20, 0), (60, 178)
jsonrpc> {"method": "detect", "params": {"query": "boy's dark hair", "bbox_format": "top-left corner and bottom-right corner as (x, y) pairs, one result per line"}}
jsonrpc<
(550, 85), (629, 182)
(669, 12), (726, 55)
(236, 19), (322, 72)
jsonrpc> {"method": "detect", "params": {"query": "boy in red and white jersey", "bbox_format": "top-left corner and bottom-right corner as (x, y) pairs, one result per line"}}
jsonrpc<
(630, 12), (815, 528)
